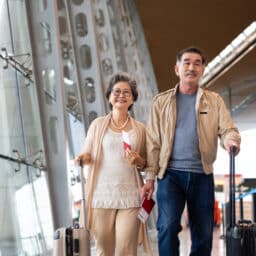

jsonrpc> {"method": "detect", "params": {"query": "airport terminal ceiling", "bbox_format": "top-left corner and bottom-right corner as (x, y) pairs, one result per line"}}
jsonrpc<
(134, 0), (256, 97)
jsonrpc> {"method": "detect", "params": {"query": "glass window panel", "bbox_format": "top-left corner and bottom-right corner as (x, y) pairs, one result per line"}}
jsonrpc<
(63, 65), (70, 79)
(72, 0), (84, 5)
(49, 116), (59, 154)
(15, 172), (53, 254)
(98, 33), (109, 51)
(39, 22), (52, 54)
(88, 111), (98, 124)
(61, 40), (70, 60)
(31, 172), (54, 250)
(42, 69), (56, 105)
(67, 113), (85, 156)
(107, 4), (114, 20)
(57, 0), (65, 10)
(95, 9), (105, 27)
(75, 13), (88, 37)
(83, 78), (95, 103)
(36, 0), (47, 11)
(0, 71), (25, 156)
(64, 78), (75, 87)
(0, 159), (53, 255)
(19, 79), (44, 158)
(79, 45), (92, 69)
(102, 58), (113, 76)
(134, 60), (138, 70)
(125, 16), (130, 26)
(59, 16), (67, 35)
(63, 66), (75, 88)
(67, 92), (77, 110)
(128, 30), (133, 41)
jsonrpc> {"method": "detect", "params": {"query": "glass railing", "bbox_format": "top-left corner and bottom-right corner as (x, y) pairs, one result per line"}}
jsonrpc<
(0, 155), (53, 256)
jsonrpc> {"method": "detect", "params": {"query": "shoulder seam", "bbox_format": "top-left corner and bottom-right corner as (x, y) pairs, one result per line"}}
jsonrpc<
(153, 88), (174, 100)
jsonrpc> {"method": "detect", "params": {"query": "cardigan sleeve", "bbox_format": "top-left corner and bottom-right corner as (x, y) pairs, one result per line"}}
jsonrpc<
(81, 120), (97, 154)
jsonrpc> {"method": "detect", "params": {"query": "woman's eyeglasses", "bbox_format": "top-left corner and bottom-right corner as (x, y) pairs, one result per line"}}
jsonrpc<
(111, 88), (132, 98)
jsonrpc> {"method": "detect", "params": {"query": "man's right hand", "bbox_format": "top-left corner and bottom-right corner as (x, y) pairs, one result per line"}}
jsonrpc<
(141, 179), (155, 199)
(75, 153), (91, 167)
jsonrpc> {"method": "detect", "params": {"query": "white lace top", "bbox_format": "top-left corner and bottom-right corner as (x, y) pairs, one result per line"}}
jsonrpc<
(91, 128), (141, 209)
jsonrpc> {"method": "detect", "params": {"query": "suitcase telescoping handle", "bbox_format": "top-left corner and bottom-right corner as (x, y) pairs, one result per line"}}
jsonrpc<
(79, 159), (85, 201)
(79, 159), (87, 228)
(229, 146), (237, 228)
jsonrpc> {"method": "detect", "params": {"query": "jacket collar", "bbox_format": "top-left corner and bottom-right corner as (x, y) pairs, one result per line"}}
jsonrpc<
(172, 83), (203, 96)
(171, 83), (206, 110)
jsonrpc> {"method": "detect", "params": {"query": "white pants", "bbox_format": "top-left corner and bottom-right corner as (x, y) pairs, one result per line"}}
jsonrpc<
(91, 208), (140, 256)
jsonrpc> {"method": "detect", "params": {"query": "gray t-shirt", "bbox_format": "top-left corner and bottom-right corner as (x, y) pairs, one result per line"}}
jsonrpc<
(168, 92), (204, 173)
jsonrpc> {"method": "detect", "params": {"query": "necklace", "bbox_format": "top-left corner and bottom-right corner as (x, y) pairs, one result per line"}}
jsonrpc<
(111, 115), (130, 130)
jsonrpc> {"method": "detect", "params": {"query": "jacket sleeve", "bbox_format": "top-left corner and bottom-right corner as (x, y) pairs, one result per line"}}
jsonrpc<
(145, 98), (161, 180)
(139, 124), (147, 162)
(217, 95), (241, 148)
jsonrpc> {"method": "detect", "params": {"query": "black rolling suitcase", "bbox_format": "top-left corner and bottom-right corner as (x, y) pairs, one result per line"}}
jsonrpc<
(226, 146), (256, 256)
(53, 160), (91, 256)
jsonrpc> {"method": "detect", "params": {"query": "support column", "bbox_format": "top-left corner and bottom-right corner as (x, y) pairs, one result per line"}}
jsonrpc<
(25, 0), (72, 229)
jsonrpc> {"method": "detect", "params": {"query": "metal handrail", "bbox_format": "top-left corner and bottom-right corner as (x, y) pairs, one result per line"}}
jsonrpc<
(0, 153), (46, 170)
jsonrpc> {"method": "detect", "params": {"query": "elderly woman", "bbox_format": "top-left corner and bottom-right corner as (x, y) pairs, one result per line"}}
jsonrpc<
(77, 72), (151, 256)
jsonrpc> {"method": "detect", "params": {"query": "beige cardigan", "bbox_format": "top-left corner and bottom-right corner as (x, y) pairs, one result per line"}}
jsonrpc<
(82, 113), (152, 254)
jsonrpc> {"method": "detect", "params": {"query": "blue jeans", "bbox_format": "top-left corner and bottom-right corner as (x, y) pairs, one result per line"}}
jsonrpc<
(157, 169), (214, 256)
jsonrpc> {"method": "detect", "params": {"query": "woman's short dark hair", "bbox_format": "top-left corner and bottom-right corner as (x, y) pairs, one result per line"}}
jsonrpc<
(106, 72), (138, 111)
(176, 46), (206, 65)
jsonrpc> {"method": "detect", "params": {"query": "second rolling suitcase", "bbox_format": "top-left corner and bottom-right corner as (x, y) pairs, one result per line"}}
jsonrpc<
(226, 146), (256, 256)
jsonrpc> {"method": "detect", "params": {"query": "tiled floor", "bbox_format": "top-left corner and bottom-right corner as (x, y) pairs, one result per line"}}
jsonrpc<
(178, 227), (225, 256)
(91, 226), (226, 255)
(138, 226), (225, 255)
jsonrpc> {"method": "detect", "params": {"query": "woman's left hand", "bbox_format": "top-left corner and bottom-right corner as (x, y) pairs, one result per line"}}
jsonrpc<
(125, 149), (146, 169)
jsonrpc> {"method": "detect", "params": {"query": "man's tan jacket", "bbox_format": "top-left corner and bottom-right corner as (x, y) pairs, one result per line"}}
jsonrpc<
(146, 84), (241, 180)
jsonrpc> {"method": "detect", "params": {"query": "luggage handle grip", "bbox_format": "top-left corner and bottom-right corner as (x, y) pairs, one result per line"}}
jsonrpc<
(79, 158), (83, 168)
(230, 145), (237, 155)
(229, 145), (237, 227)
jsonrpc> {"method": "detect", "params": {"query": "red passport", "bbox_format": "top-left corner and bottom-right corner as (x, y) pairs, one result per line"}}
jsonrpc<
(138, 197), (155, 223)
